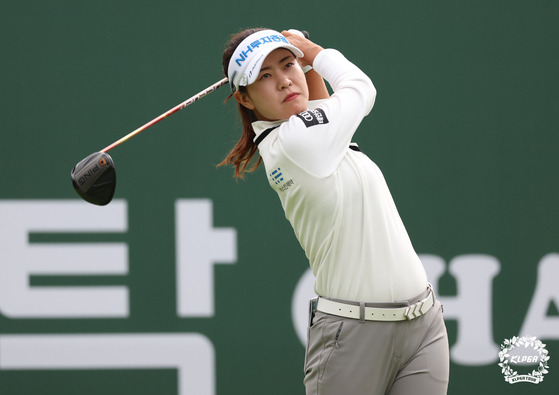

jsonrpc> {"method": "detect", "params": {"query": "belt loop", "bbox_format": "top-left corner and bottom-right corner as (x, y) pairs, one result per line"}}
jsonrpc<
(359, 302), (365, 323)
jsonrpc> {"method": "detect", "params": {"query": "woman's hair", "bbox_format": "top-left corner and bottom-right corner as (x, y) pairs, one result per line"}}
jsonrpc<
(218, 28), (266, 179)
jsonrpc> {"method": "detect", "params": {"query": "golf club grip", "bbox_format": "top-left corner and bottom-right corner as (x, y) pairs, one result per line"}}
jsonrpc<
(302, 30), (310, 39)
(101, 77), (229, 153)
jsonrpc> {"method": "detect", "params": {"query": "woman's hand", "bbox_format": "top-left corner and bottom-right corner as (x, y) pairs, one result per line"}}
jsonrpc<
(282, 30), (324, 67)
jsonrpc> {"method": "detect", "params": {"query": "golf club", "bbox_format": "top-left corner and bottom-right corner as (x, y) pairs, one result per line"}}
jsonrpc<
(71, 77), (229, 205)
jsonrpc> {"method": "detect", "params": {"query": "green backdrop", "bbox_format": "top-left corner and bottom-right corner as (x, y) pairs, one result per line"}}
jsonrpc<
(1, 1), (557, 394)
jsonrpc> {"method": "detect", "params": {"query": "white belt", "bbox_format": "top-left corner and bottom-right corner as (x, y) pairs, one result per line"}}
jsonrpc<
(316, 289), (435, 322)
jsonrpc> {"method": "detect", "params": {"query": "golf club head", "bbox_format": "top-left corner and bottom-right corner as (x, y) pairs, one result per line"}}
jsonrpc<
(71, 152), (116, 206)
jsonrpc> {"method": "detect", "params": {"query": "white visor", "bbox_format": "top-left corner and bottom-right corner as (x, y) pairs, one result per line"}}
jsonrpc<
(227, 29), (304, 92)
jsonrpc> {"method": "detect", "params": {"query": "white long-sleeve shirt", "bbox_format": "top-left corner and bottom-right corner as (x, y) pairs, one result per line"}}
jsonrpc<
(253, 48), (427, 302)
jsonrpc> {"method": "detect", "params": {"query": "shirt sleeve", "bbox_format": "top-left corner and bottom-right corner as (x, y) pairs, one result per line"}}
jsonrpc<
(278, 49), (376, 177)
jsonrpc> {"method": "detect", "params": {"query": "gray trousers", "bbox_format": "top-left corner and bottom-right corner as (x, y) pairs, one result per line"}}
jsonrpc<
(304, 292), (449, 395)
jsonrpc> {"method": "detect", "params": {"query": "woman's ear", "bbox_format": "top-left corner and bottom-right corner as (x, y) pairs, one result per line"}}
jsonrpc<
(233, 91), (255, 110)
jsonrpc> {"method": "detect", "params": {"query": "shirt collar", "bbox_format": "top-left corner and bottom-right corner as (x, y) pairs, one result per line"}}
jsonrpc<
(252, 119), (285, 143)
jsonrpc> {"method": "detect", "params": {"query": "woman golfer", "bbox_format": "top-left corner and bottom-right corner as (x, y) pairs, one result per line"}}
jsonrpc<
(220, 28), (449, 395)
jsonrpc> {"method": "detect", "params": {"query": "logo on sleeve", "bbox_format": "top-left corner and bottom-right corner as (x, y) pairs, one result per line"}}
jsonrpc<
(269, 167), (294, 192)
(297, 108), (329, 128)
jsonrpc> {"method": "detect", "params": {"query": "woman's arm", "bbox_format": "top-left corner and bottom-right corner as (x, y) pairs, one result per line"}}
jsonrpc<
(280, 48), (377, 177)
(305, 68), (330, 100)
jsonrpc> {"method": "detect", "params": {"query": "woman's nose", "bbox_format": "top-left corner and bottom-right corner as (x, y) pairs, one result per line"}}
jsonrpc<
(278, 75), (292, 89)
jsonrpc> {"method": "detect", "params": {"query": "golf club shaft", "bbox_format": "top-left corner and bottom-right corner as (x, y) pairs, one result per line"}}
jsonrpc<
(101, 77), (229, 153)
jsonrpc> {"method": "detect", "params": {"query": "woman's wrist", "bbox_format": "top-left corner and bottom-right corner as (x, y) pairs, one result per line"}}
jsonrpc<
(303, 45), (324, 67)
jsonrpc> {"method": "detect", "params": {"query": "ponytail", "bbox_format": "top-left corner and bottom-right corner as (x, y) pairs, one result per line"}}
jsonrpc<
(218, 28), (266, 179)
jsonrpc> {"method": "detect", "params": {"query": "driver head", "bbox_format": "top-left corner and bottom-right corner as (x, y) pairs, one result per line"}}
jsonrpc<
(71, 152), (116, 206)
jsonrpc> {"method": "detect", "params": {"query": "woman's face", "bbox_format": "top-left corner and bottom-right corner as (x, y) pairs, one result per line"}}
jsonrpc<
(235, 48), (309, 121)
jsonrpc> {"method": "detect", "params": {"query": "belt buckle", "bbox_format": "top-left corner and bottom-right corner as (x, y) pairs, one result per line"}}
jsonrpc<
(404, 287), (434, 320)
(404, 301), (423, 321)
